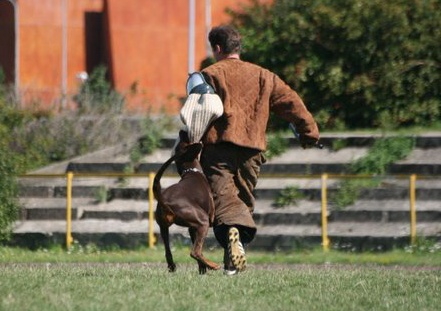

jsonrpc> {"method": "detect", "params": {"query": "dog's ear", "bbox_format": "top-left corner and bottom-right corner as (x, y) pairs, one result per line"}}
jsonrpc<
(179, 130), (190, 143)
(174, 142), (202, 175)
(178, 142), (202, 161)
(174, 130), (190, 156)
(186, 143), (203, 157)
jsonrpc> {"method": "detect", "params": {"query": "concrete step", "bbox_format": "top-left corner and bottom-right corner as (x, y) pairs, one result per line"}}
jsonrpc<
(12, 132), (441, 250)
(18, 198), (148, 221)
(17, 197), (441, 224)
(255, 200), (441, 225)
(155, 134), (441, 149)
(10, 218), (441, 251)
(115, 162), (440, 176)
(28, 133), (441, 175)
(254, 222), (441, 251)
(59, 133), (441, 175)
(18, 182), (441, 201)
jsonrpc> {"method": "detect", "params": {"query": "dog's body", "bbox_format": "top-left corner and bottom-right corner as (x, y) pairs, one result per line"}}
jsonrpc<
(153, 133), (220, 274)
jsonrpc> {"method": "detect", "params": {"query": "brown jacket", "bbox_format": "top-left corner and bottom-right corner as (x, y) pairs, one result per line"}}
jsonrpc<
(201, 58), (319, 151)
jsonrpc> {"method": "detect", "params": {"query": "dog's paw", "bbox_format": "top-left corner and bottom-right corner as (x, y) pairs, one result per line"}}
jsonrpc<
(198, 265), (207, 275)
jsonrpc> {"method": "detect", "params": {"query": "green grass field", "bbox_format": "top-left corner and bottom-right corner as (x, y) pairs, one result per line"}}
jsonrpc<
(1, 246), (440, 311)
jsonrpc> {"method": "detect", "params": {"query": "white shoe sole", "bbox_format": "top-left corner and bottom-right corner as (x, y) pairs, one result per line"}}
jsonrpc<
(223, 269), (238, 276)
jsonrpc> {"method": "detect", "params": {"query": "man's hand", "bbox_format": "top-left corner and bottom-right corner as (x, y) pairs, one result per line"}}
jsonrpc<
(300, 137), (319, 149)
(289, 123), (323, 149)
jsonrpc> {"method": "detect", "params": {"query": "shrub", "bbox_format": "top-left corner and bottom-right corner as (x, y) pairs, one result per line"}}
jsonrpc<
(230, 0), (441, 129)
(350, 136), (415, 175)
(264, 130), (289, 160)
(73, 65), (125, 114)
(0, 122), (20, 241)
(0, 74), (22, 240)
(10, 114), (145, 172)
(273, 186), (305, 208)
(331, 135), (416, 208)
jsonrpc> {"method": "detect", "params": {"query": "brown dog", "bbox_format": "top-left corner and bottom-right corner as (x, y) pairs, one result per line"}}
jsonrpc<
(153, 131), (221, 274)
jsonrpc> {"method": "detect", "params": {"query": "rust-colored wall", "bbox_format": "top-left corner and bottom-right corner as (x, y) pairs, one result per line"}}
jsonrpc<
(19, 0), (63, 105)
(13, 0), (262, 113)
(18, 0), (103, 109)
(105, 0), (205, 113)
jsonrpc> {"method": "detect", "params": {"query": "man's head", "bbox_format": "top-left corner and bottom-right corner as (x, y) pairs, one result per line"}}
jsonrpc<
(208, 25), (241, 60)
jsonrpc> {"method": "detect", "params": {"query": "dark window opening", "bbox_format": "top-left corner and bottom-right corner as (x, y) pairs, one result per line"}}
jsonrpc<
(85, 12), (108, 78)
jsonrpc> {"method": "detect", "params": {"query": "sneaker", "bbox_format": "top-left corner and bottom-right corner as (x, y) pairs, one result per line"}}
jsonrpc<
(228, 227), (246, 272)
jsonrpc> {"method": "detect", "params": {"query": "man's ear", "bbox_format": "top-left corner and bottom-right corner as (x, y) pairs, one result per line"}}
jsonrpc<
(213, 44), (221, 54)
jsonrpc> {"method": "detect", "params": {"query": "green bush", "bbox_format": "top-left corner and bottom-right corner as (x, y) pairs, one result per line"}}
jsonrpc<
(273, 186), (305, 208)
(0, 75), (23, 239)
(331, 178), (378, 210)
(230, 0), (441, 129)
(0, 122), (20, 242)
(264, 130), (289, 160)
(128, 114), (177, 167)
(350, 136), (415, 175)
(9, 114), (145, 172)
(332, 135), (416, 208)
(73, 65), (125, 114)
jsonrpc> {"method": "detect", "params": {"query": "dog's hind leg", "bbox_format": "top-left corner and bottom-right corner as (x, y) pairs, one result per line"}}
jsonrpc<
(160, 225), (176, 272)
(189, 226), (221, 274)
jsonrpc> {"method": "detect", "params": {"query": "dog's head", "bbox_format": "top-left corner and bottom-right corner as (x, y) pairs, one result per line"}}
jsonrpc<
(174, 130), (203, 175)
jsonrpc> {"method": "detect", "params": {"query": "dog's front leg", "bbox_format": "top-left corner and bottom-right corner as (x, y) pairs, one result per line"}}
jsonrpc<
(189, 227), (207, 274)
(189, 226), (221, 274)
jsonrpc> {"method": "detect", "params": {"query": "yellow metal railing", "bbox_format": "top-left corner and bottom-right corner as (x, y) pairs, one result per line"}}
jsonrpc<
(19, 172), (423, 251)
(321, 173), (330, 251)
(20, 172), (157, 250)
(409, 174), (417, 245)
(66, 172), (74, 247)
(148, 172), (156, 249)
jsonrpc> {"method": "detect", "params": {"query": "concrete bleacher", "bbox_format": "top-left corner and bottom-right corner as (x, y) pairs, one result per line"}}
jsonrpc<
(11, 133), (441, 251)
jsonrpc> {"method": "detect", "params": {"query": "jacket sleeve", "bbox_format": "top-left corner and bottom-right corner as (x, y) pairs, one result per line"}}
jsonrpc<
(269, 74), (320, 144)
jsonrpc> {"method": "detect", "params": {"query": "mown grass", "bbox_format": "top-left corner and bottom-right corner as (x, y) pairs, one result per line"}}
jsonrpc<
(1, 246), (440, 310)
(1, 262), (440, 311)
(1, 245), (441, 266)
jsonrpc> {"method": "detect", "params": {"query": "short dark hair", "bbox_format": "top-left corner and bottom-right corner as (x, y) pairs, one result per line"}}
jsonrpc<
(208, 25), (242, 54)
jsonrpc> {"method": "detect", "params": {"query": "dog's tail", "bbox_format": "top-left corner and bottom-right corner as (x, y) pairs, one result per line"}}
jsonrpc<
(152, 152), (181, 216)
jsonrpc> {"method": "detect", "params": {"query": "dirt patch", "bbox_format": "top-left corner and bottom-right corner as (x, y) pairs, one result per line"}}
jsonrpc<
(1, 262), (439, 271)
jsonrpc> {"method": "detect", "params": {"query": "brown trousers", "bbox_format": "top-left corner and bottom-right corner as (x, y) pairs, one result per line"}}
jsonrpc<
(200, 142), (266, 247)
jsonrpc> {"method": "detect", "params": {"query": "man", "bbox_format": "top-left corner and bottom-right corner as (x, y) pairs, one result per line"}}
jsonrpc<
(199, 25), (320, 275)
